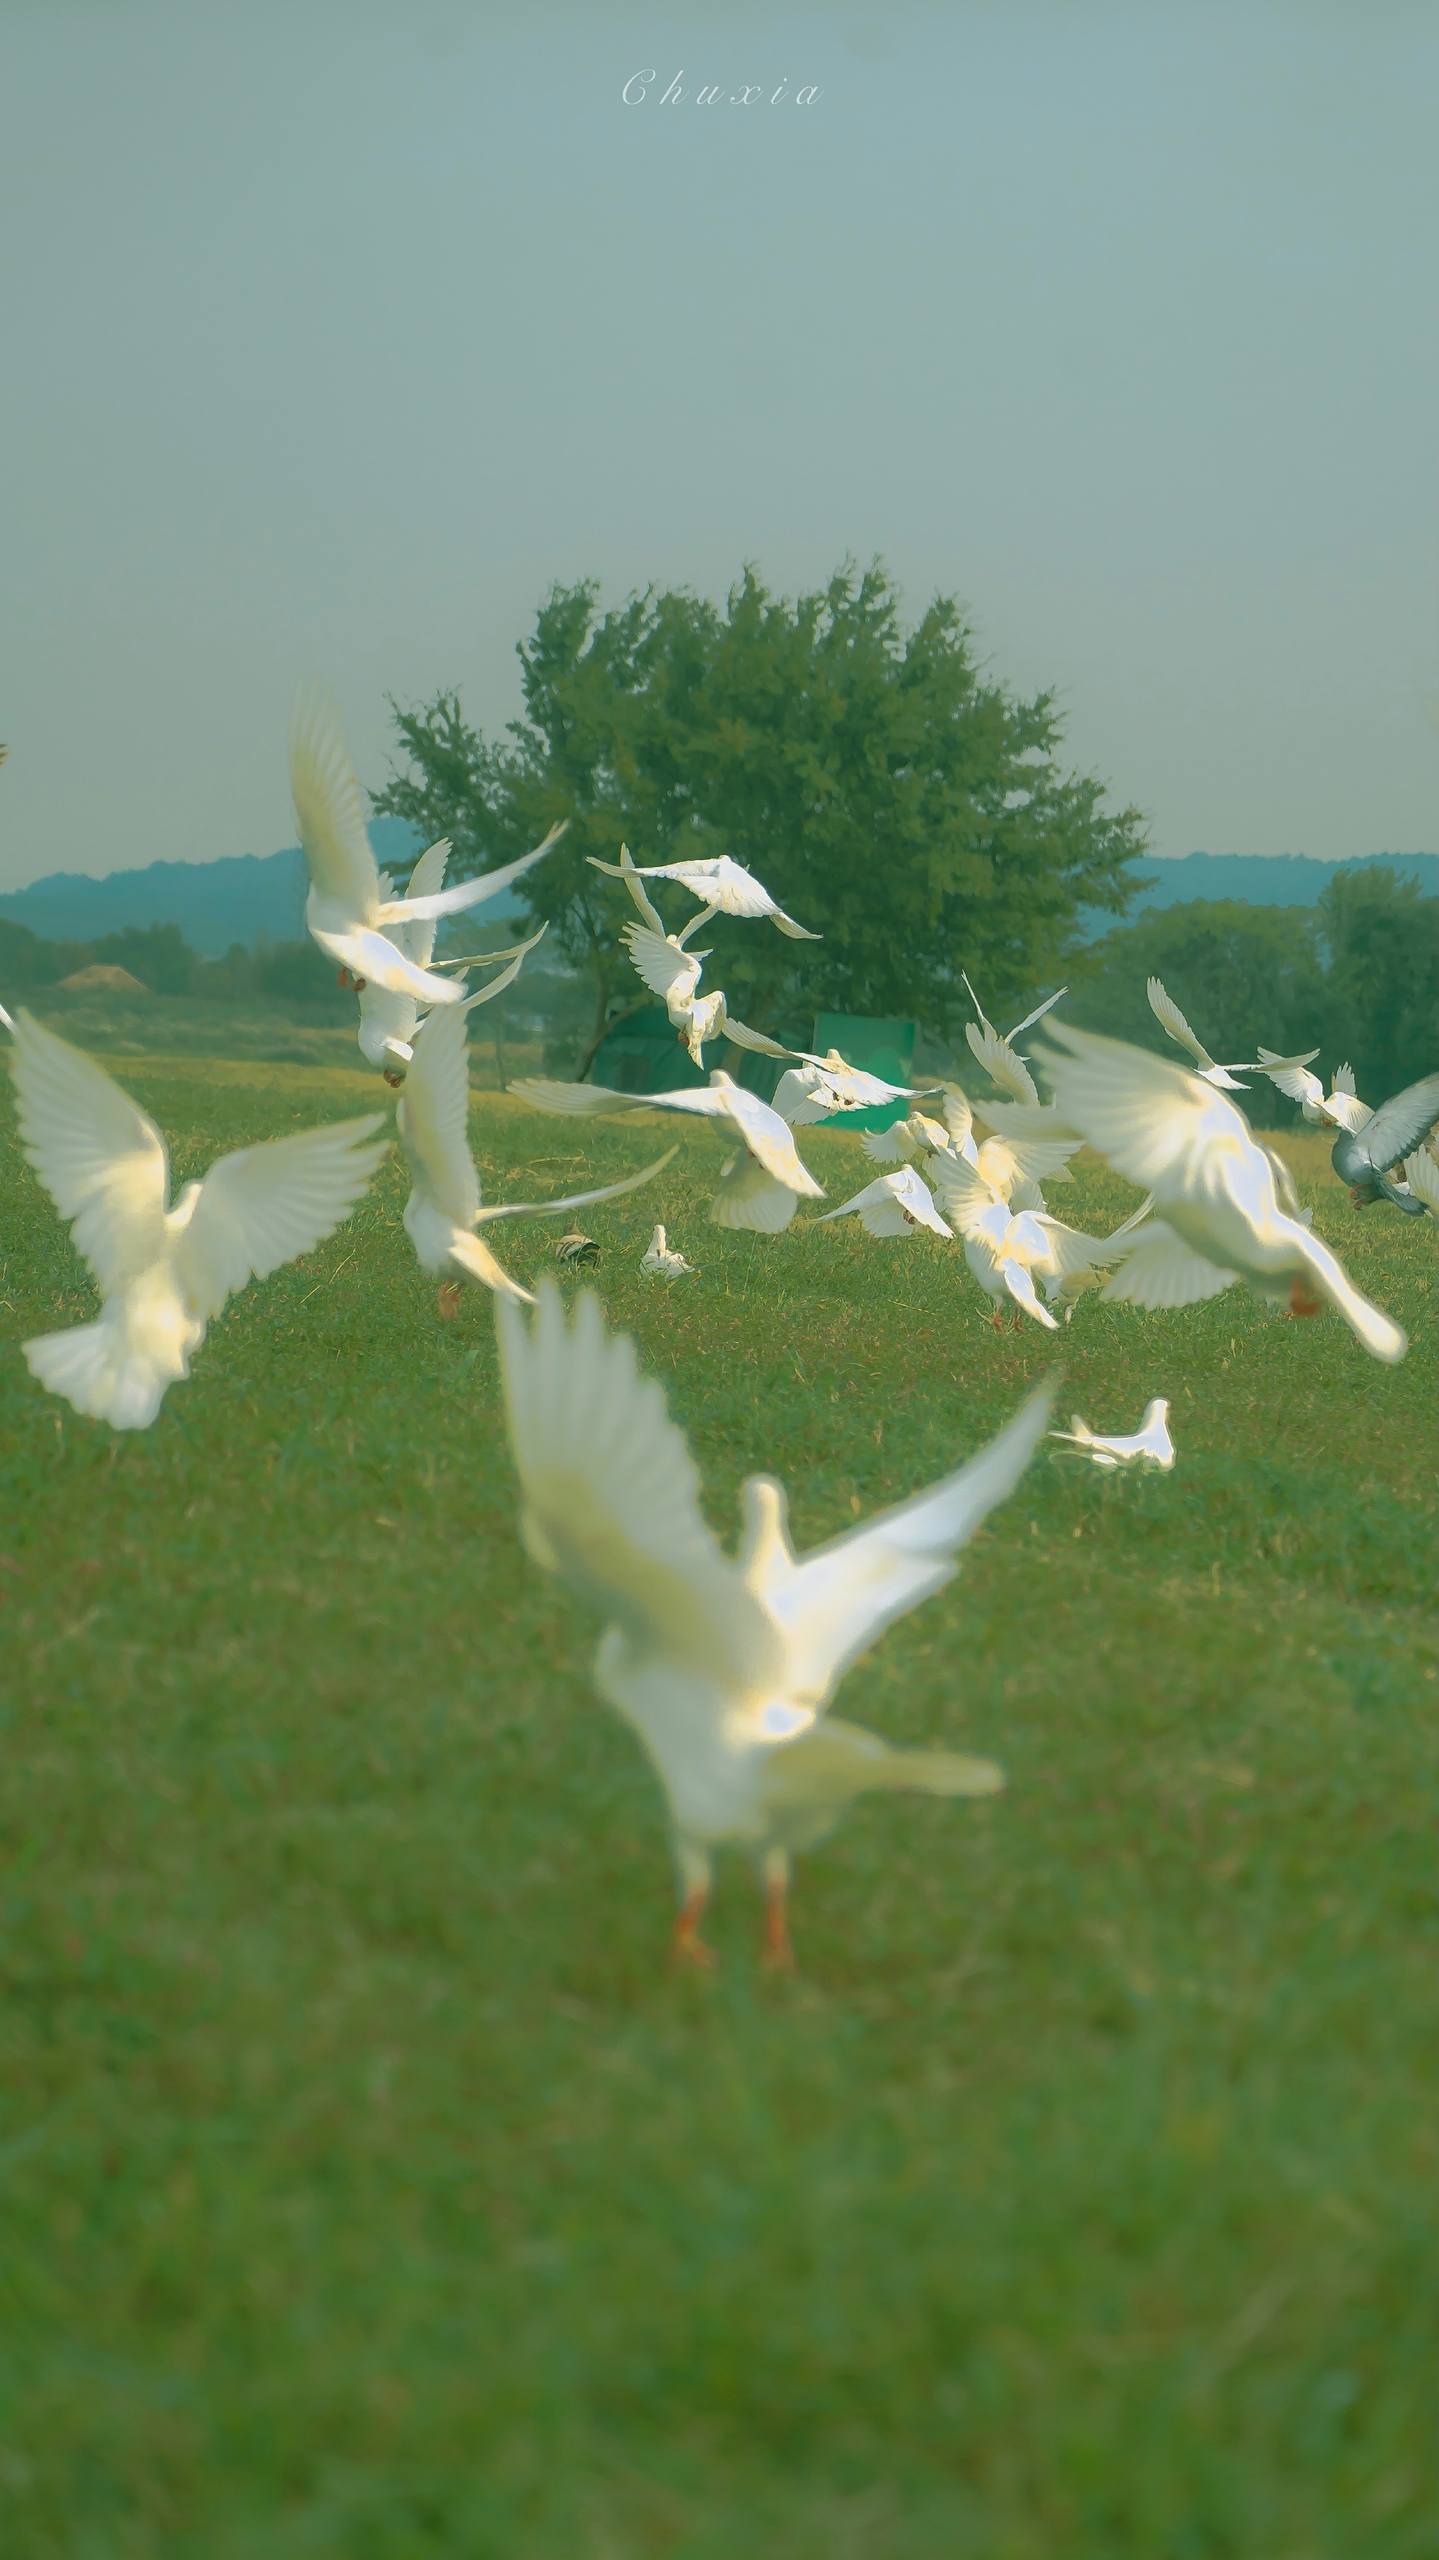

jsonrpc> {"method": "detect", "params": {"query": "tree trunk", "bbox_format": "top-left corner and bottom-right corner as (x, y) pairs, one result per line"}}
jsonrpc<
(571, 980), (648, 1081)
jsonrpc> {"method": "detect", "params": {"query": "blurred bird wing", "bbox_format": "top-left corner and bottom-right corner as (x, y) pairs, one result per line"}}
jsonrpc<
(929, 1147), (1003, 1238)
(774, 1067), (835, 1127)
(586, 844), (670, 934)
(1146, 977), (1215, 1070)
(1332, 1061), (1357, 1096)
(1401, 1146), (1439, 1212)
(475, 1146), (678, 1229)
(636, 856), (820, 937)
(721, 1016), (799, 1060)
(8, 1009), (170, 1290)
(380, 822), (566, 924)
(622, 923), (699, 1002)
(739, 1379), (1056, 1701)
(999, 1133), (1082, 1184)
(718, 1082), (825, 1195)
(1256, 1047), (1325, 1110)
(938, 1082), (974, 1153)
(398, 1003), (482, 1226)
(1037, 1019), (1250, 1191)
(290, 690), (382, 917)
(455, 928), (547, 1015)
(328, 924), (469, 1008)
(177, 1116), (387, 1319)
(817, 1169), (951, 1239)
(1030, 1212), (1121, 1278)
(1326, 1089), (1372, 1134)
(1353, 1073), (1439, 1174)
(389, 838), (452, 969)
(496, 1283), (783, 1686)
(966, 1018), (1039, 1104)
(1006, 985), (1067, 1039)
(1000, 1260), (1060, 1328)
(710, 1152), (803, 1232)
(1099, 1219), (1237, 1310)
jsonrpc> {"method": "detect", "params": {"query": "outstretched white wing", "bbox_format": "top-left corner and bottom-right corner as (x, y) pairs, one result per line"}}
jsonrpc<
(739, 1379), (1056, 1703)
(715, 1081), (825, 1197)
(1256, 1048), (1325, 1111)
(1146, 977), (1216, 1071)
(965, 1019), (1039, 1105)
(496, 1283), (783, 1685)
(1037, 1020), (1250, 1192)
(388, 837), (452, 970)
(177, 1117), (387, 1319)
(475, 1147), (678, 1229)
(290, 691), (382, 917)
(1099, 1219), (1237, 1310)
(7, 1010), (170, 1290)
(816, 1168), (952, 1239)
(586, 844), (670, 934)
(398, 1002), (482, 1228)
(622, 923), (699, 1004)
(380, 822), (566, 925)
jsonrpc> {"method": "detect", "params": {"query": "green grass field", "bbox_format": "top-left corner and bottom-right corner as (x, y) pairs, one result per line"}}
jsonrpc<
(2, 1051), (1436, 2559)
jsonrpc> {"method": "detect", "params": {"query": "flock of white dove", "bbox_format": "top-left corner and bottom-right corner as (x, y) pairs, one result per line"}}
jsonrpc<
(7, 696), (1437, 1966)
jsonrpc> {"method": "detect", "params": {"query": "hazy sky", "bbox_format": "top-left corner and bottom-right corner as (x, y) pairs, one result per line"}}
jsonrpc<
(4, 0), (1436, 892)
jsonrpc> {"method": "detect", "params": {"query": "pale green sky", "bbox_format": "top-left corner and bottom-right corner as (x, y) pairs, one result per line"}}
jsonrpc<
(3, 0), (1436, 891)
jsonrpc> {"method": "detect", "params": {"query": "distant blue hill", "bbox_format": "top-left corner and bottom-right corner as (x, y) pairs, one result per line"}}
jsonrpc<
(0, 840), (1432, 958)
(1119, 849), (1438, 918)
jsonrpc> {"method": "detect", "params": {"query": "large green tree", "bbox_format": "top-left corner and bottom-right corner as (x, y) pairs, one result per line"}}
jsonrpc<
(377, 563), (1146, 1074)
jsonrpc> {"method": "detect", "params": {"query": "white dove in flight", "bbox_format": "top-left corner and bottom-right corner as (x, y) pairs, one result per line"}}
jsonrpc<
(1037, 1020), (1406, 1362)
(588, 847), (820, 939)
(356, 832), (549, 1082)
(496, 1281), (1055, 1969)
(815, 1167), (954, 1240)
(291, 691), (563, 1006)
(510, 1069), (824, 1232)
(1050, 1397), (1175, 1470)
(1146, 979), (1317, 1093)
(4, 1008), (386, 1429)
(398, 1000), (675, 1311)
(961, 976), (1068, 1105)
(1255, 1052), (1371, 1132)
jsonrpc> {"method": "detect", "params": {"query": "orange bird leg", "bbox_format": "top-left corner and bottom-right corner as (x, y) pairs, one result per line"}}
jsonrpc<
(435, 1281), (464, 1320)
(1288, 1276), (1323, 1318)
(336, 966), (353, 989)
(761, 1881), (795, 1973)
(989, 1307), (1006, 1332)
(671, 1886), (716, 1971)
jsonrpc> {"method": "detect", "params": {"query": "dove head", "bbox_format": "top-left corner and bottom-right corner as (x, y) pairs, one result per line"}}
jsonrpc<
(739, 1474), (793, 1589)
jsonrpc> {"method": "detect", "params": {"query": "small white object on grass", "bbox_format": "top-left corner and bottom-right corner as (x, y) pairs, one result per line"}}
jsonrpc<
(1051, 1397), (1175, 1471)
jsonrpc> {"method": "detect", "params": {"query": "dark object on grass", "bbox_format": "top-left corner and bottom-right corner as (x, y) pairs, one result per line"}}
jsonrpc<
(554, 1232), (600, 1266)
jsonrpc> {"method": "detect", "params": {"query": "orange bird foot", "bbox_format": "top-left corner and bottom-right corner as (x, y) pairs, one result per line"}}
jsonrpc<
(435, 1281), (464, 1320)
(383, 1069), (404, 1089)
(990, 1309), (1005, 1332)
(336, 966), (353, 989)
(760, 1884), (795, 1973)
(1288, 1277), (1323, 1318)
(671, 1890), (716, 1971)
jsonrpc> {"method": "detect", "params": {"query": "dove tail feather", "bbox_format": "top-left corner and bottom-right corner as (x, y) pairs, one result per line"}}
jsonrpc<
(24, 1318), (182, 1430)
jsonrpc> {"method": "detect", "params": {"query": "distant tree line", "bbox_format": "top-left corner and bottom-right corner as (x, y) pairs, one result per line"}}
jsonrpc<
(1065, 866), (1439, 1122)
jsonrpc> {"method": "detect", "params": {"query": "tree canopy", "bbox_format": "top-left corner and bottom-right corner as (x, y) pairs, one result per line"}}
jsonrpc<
(376, 563), (1147, 1073)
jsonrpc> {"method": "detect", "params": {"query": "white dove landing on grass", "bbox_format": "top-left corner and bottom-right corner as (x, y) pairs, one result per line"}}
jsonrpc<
(3, 1008), (386, 1429)
(398, 1000), (675, 1311)
(497, 1283), (1055, 1970)
(1051, 1397), (1175, 1471)
(291, 691), (564, 1007)
(1037, 1020), (1407, 1363)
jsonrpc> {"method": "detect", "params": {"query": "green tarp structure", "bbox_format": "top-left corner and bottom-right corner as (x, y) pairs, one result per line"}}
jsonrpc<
(811, 1013), (916, 1131)
(588, 1007), (918, 1130)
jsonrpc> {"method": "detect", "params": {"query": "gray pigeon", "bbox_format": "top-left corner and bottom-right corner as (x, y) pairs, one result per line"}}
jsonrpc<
(1331, 1072), (1439, 1213)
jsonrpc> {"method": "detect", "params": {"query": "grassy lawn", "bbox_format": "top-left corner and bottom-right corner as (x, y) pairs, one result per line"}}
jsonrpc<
(1, 1051), (1436, 2558)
